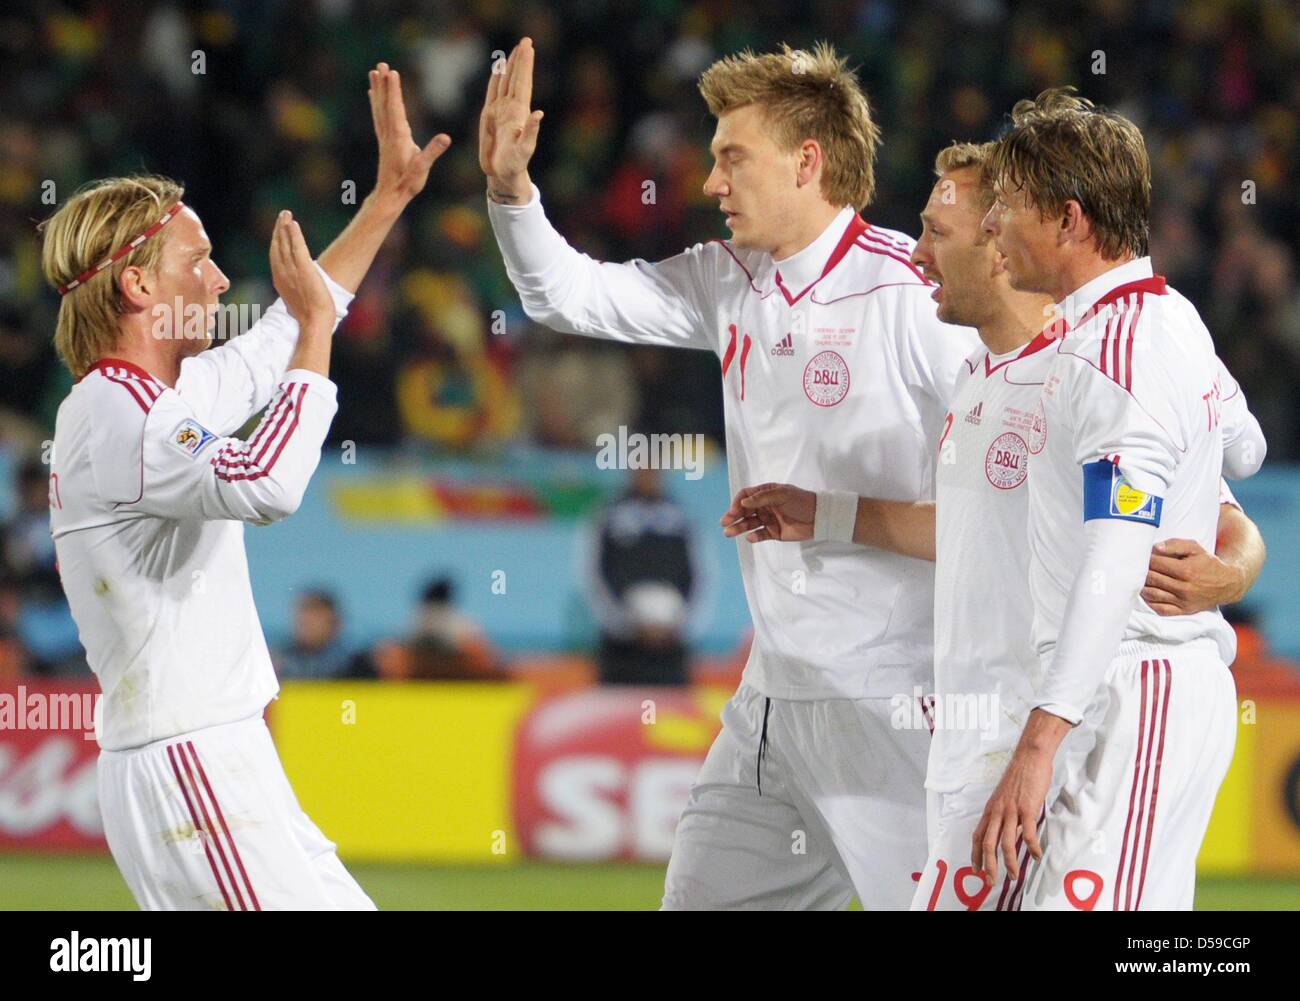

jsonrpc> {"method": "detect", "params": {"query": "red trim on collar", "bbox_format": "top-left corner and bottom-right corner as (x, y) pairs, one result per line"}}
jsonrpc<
(84, 357), (159, 383)
(774, 214), (869, 306)
(1079, 274), (1167, 318)
(984, 321), (1065, 376)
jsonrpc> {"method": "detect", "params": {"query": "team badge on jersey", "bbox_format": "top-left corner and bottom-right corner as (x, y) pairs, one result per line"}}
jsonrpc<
(985, 432), (1028, 489)
(1082, 460), (1163, 525)
(169, 419), (216, 458)
(803, 350), (850, 406)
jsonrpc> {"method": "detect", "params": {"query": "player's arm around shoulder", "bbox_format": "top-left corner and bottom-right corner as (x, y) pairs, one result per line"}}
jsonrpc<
(1142, 482), (1266, 615)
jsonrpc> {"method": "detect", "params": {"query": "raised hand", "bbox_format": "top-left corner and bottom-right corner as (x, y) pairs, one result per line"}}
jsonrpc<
(369, 62), (451, 210)
(721, 483), (818, 543)
(269, 210), (332, 326)
(479, 37), (544, 201)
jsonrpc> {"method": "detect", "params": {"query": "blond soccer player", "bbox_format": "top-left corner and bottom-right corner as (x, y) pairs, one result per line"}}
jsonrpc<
(41, 65), (448, 910)
(482, 38), (980, 909)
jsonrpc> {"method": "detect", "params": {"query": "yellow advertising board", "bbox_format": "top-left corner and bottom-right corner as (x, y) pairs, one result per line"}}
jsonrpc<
(267, 681), (1300, 874)
(271, 681), (536, 862)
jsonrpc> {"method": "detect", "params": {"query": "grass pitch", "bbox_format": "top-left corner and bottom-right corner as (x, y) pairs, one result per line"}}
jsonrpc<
(1, 853), (1297, 910)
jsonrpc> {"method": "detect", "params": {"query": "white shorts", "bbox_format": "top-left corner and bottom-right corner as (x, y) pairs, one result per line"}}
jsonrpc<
(98, 714), (375, 911)
(911, 783), (1035, 911)
(662, 681), (928, 910)
(1021, 649), (1237, 911)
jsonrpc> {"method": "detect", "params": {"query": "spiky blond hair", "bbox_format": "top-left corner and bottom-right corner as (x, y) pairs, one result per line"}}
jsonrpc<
(698, 42), (880, 209)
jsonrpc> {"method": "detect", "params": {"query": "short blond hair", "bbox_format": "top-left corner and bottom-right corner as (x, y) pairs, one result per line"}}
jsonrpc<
(933, 141), (997, 210)
(988, 87), (1150, 260)
(39, 175), (185, 377)
(698, 42), (880, 209)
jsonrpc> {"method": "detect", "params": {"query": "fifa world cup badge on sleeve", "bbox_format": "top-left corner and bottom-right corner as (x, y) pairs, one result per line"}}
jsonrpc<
(1082, 459), (1163, 525)
(170, 419), (217, 458)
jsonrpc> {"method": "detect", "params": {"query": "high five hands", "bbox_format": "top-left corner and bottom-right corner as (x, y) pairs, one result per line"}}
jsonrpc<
(480, 38), (544, 203)
(368, 62), (452, 212)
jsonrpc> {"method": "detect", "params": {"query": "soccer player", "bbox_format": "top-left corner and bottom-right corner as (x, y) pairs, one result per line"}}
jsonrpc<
(974, 89), (1266, 910)
(481, 38), (978, 909)
(727, 141), (1265, 911)
(40, 65), (449, 910)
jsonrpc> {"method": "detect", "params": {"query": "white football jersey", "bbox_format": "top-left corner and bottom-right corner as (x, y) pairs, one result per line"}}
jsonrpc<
(490, 189), (979, 699)
(1029, 258), (1263, 689)
(929, 331), (1056, 791)
(49, 269), (351, 750)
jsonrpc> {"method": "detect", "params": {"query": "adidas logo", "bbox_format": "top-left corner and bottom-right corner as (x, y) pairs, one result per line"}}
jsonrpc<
(964, 401), (983, 426)
(771, 332), (795, 357)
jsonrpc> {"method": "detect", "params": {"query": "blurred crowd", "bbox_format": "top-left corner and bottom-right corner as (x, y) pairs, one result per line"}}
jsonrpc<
(1, 0), (1298, 679)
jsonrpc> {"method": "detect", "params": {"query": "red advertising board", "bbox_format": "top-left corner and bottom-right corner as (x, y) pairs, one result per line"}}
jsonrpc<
(512, 687), (725, 862)
(0, 681), (106, 851)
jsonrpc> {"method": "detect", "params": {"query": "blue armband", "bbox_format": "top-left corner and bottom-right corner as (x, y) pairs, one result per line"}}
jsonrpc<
(1082, 460), (1163, 525)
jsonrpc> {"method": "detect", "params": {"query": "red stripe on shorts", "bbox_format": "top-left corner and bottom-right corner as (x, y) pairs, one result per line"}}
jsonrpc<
(175, 742), (248, 911)
(186, 740), (262, 911)
(1115, 660), (1150, 910)
(166, 742), (235, 911)
(1134, 660), (1172, 910)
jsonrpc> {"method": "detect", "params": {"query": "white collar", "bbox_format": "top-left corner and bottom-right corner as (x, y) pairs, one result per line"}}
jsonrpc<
(768, 205), (858, 302)
(1055, 256), (1154, 328)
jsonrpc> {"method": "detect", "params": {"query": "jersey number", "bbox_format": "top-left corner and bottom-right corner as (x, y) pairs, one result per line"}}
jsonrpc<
(721, 323), (752, 401)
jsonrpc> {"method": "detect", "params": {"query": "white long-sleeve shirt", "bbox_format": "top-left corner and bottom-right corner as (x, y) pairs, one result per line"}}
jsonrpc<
(929, 316), (1253, 791)
(1028, 258), (1266, 723)
(49, 266), (351, 750)
(489, 186), (978, 699)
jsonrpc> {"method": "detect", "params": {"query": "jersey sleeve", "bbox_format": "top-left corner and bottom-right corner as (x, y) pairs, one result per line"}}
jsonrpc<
(1219, 477), (1242, 511)
(487, 183), (718, 352)
(173, 263), (353, 436)
(1059, 350), (1183, 501)
(1214, 356), (1266, 479)
(90, 370), (338, 525)
(894, 288), (982, 414)
(1034, 517), (1158, 724)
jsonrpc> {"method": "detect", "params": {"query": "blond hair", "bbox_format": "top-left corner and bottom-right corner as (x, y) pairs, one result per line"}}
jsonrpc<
(38, 175), (185, 377)
(933, 141), (997, 211)
(988, 87), (1150, 260)
(698, 42), (880, 209)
